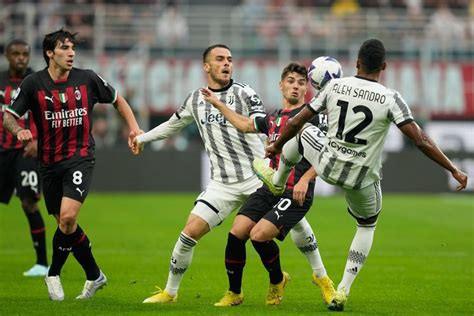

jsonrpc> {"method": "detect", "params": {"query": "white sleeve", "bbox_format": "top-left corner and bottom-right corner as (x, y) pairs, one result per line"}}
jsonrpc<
(136, 113), (191, 144)
(388, 90), (414, 126)
(308, 81), (330, 113)
(242, 84), (266, 118)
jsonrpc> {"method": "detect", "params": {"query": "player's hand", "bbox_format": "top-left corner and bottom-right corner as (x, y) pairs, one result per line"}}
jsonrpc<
(292, 180), (308, 206)
(265, 143), (281, 159)
(452, 168), (468, 191)
(132, 136), (145, 155)
(16, 129), (33, 144)
(129, 129), (144, 155)
(200, 88), (220, 107)
(23, 139), (38, 158)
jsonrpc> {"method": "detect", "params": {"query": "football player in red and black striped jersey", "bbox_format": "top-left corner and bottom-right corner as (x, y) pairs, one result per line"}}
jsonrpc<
(4, 29), (143, 301)
(0, 39), (48, 277)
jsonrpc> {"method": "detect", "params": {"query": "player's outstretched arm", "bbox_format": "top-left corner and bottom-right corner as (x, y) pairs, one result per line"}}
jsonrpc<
(399, 121), (468, 191)
(114, 95), (143, 155)
(201, 88), (256, 133)
(3, 111), (33, 144)
(266, 106), (315, 158)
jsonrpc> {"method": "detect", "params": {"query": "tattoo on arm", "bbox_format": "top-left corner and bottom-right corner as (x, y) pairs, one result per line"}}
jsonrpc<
(3, 112), (22, 135)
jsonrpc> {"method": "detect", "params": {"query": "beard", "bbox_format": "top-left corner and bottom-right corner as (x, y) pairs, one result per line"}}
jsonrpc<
(210, 70), (231, 87)
(287, 96), (299, 105)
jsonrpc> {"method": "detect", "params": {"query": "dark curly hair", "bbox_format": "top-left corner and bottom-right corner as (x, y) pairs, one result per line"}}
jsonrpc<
(358, 39), (385, 73)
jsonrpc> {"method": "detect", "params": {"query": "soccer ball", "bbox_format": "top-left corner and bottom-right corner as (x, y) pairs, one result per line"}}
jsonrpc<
(308, 56), (343, 90)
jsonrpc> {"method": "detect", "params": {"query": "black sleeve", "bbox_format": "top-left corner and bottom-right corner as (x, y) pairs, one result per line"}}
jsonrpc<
(254, 115), (269, 135)
(87, 70), (117, 104)
(8, 76), (34, 118)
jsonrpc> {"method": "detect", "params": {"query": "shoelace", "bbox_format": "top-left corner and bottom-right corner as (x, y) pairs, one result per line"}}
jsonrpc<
(79, 280), (96, 297)
(150, 286), (164, 295)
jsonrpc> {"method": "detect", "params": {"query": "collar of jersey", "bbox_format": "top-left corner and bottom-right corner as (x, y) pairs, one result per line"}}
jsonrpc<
(208, 79), (233, 93)
(355, 75), (378, 83)
(280, 103), (306, 114)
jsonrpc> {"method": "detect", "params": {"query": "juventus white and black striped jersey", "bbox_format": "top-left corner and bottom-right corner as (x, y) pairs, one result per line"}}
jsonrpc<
(179, 80), (265, 183)
(308, 76), (414, 189)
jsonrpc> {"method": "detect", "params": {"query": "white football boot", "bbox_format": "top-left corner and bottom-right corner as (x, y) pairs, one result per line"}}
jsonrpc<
(45, 275), (65, 301)
(76, 270), (107, 299)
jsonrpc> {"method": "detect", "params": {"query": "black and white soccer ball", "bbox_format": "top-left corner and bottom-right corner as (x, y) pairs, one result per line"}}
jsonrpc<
(308, 56), (343, 90)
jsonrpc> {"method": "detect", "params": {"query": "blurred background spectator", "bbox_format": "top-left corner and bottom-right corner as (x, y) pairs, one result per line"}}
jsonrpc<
(1, 0), (472, 151)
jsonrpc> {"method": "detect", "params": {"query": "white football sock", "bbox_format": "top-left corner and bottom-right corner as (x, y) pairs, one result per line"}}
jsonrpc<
(338, 225), (375, 295)
(272, 137), (302, 187)
(291, 217), (327, 277)
(165, 232), (197, 296)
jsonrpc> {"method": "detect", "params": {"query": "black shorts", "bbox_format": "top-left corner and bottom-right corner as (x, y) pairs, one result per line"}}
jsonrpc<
(238, 185), (312, 241)
(40, 156), (95, 215)
(0, 150), (41, 204)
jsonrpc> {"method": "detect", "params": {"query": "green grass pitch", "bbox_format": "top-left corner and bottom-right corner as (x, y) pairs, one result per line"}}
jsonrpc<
(0, 193), (472, 315)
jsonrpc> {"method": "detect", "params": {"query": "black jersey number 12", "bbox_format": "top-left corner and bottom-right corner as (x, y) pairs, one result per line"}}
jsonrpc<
(336, 100), (373, 145)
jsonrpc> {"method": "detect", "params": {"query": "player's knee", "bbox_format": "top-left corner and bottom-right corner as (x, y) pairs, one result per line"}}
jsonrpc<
(249, 228), (272, 242)
(21, 199), (38, 214)
(230, 226), (250, 240)
(59, 214), (77, 230)
(230, 216), (254, 240)
(183, 217), (209, 240)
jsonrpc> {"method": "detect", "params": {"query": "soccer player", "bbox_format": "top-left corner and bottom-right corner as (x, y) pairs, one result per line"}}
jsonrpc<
(3, 29), (142, 301)
(0, 39), (48, 277)
(133, 45), (325, 304)
(256, 39), (468, 311)
(201, 62), (335, 306)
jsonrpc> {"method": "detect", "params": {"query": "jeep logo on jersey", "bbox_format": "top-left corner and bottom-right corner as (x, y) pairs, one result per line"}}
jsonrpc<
(200, 110), (227, 126)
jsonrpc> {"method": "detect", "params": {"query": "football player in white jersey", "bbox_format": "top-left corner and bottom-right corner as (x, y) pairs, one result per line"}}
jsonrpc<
(132, 44), (327, 305)
(256, 39), (468, 311)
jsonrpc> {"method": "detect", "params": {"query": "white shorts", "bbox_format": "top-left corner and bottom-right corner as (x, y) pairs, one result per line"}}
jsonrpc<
(191, 175), (262, 229)
(343, 181), (382, 226)
(299, 126), (382, 226)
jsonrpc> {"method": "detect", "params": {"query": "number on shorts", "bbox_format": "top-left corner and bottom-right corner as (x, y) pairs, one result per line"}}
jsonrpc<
(72, 171), (83, 185)
(20, 171), (38, 188)
(275, 198), (292, 211)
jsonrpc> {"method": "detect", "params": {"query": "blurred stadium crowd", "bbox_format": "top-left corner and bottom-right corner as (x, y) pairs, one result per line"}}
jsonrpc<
(2, 0), (472, 54)
(1, 0), (472, 149)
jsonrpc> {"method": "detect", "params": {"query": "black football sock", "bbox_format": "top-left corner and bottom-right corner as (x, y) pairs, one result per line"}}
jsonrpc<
(251, 240), (283, 284)
(48, 227), (72, 276)
(225, 233), (247, 294)
(71, 225), (100, 280)
(24, 210), (48, 266)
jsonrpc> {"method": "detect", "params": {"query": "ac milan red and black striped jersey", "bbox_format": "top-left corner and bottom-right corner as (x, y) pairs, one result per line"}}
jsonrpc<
(7, 68), (117, 165)
(0, 68), (37, 152)
(254, 104), (327, 197)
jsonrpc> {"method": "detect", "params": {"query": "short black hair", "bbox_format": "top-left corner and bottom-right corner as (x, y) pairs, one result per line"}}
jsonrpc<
(281, 62), (307, 81)
(358, 39), (385, 73)
(5, 39), (29, 54)
(202, 44), (230, 63)
(42, 28), (77, 66)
